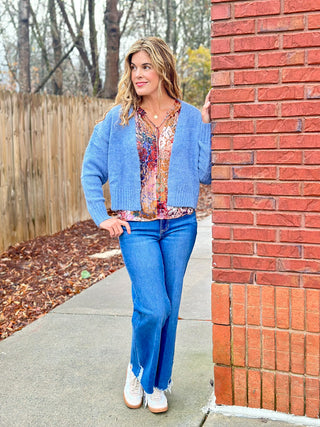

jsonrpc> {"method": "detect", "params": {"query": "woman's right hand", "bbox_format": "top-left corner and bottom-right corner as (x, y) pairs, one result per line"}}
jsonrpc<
(99, 218), (131, 238)
(201, 90), (211, 123)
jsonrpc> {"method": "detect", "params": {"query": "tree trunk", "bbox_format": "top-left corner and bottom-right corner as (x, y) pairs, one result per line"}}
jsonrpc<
(88, 0), (102, 96)
(49, 0), (63, 94)
(103, 0), (122, 99)
(171, 0), (178, 55)
(18, 0), (31, 92)
(165, 0), (178, 54)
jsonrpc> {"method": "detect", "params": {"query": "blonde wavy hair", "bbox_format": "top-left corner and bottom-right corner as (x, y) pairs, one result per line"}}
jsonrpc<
(114, 37), (182, 126)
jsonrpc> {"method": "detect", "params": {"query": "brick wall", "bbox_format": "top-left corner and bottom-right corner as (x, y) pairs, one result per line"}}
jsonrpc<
(211, 0), (320, 419)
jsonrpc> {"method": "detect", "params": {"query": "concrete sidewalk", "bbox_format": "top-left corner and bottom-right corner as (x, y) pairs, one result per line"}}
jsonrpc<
(0, 217), (295, 426)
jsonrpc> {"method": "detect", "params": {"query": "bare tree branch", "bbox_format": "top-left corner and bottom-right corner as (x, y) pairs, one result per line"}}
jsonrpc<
(120, 0), (136, 38)
(70, 0), (81, 34)
(56, 0), (90, 71)
(29, 4), (51, 73)
(33, 41), (76, 94)
(4, 1), (18, 31)
(4, 48), (18, 84)
(56, 0), (103, 95)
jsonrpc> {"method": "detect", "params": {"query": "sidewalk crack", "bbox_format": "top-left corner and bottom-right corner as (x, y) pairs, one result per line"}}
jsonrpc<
(199, 409), (210, 426)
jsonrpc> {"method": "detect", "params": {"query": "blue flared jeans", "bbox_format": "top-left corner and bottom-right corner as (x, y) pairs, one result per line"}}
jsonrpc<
(119, 212), (197, 394)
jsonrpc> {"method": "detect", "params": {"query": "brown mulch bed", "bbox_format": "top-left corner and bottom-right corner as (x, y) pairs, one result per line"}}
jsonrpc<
(0, 185), (212, 341)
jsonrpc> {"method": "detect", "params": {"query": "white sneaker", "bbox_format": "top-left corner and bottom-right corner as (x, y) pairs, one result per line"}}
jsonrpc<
(123, 364), (143, 409)
(145, 388), (168, 413)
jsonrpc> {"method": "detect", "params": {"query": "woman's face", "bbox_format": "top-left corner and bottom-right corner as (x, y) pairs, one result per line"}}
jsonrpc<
(130, 50), (161, 98)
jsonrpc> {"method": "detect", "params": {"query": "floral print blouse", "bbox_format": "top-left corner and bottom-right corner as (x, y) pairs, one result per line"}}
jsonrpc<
(117, 100), (194, 221)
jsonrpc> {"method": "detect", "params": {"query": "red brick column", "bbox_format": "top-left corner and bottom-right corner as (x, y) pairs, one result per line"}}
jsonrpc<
(211, 0), (320, 419)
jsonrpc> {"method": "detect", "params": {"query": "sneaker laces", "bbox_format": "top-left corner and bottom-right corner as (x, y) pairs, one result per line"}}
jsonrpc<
(149, 388), (164, 401)
(129, 371), (142, 395)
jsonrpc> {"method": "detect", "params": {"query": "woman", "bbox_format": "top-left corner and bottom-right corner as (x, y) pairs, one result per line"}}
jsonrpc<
(81, 37), (211, 413)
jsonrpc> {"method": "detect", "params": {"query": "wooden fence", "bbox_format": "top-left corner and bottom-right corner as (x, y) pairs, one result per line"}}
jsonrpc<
(0, 91), (112, 252)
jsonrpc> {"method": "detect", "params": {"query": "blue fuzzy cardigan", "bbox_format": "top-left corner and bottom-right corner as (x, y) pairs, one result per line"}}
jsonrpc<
(81, 101), (212, 226)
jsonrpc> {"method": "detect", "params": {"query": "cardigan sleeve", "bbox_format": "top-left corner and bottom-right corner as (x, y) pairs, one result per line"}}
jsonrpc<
(81, 119), (111, 226)
(198, 121), (212, 185)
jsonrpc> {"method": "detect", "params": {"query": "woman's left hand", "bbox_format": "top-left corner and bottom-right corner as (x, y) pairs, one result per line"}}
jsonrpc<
(201, 91), (211, 123)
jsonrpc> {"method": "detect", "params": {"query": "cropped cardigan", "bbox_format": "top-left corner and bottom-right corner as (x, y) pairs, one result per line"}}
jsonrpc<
(81, 100), (212, 226)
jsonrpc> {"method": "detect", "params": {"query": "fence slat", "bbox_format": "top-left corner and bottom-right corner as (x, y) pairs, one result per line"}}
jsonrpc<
(0, 91), (112, 252)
